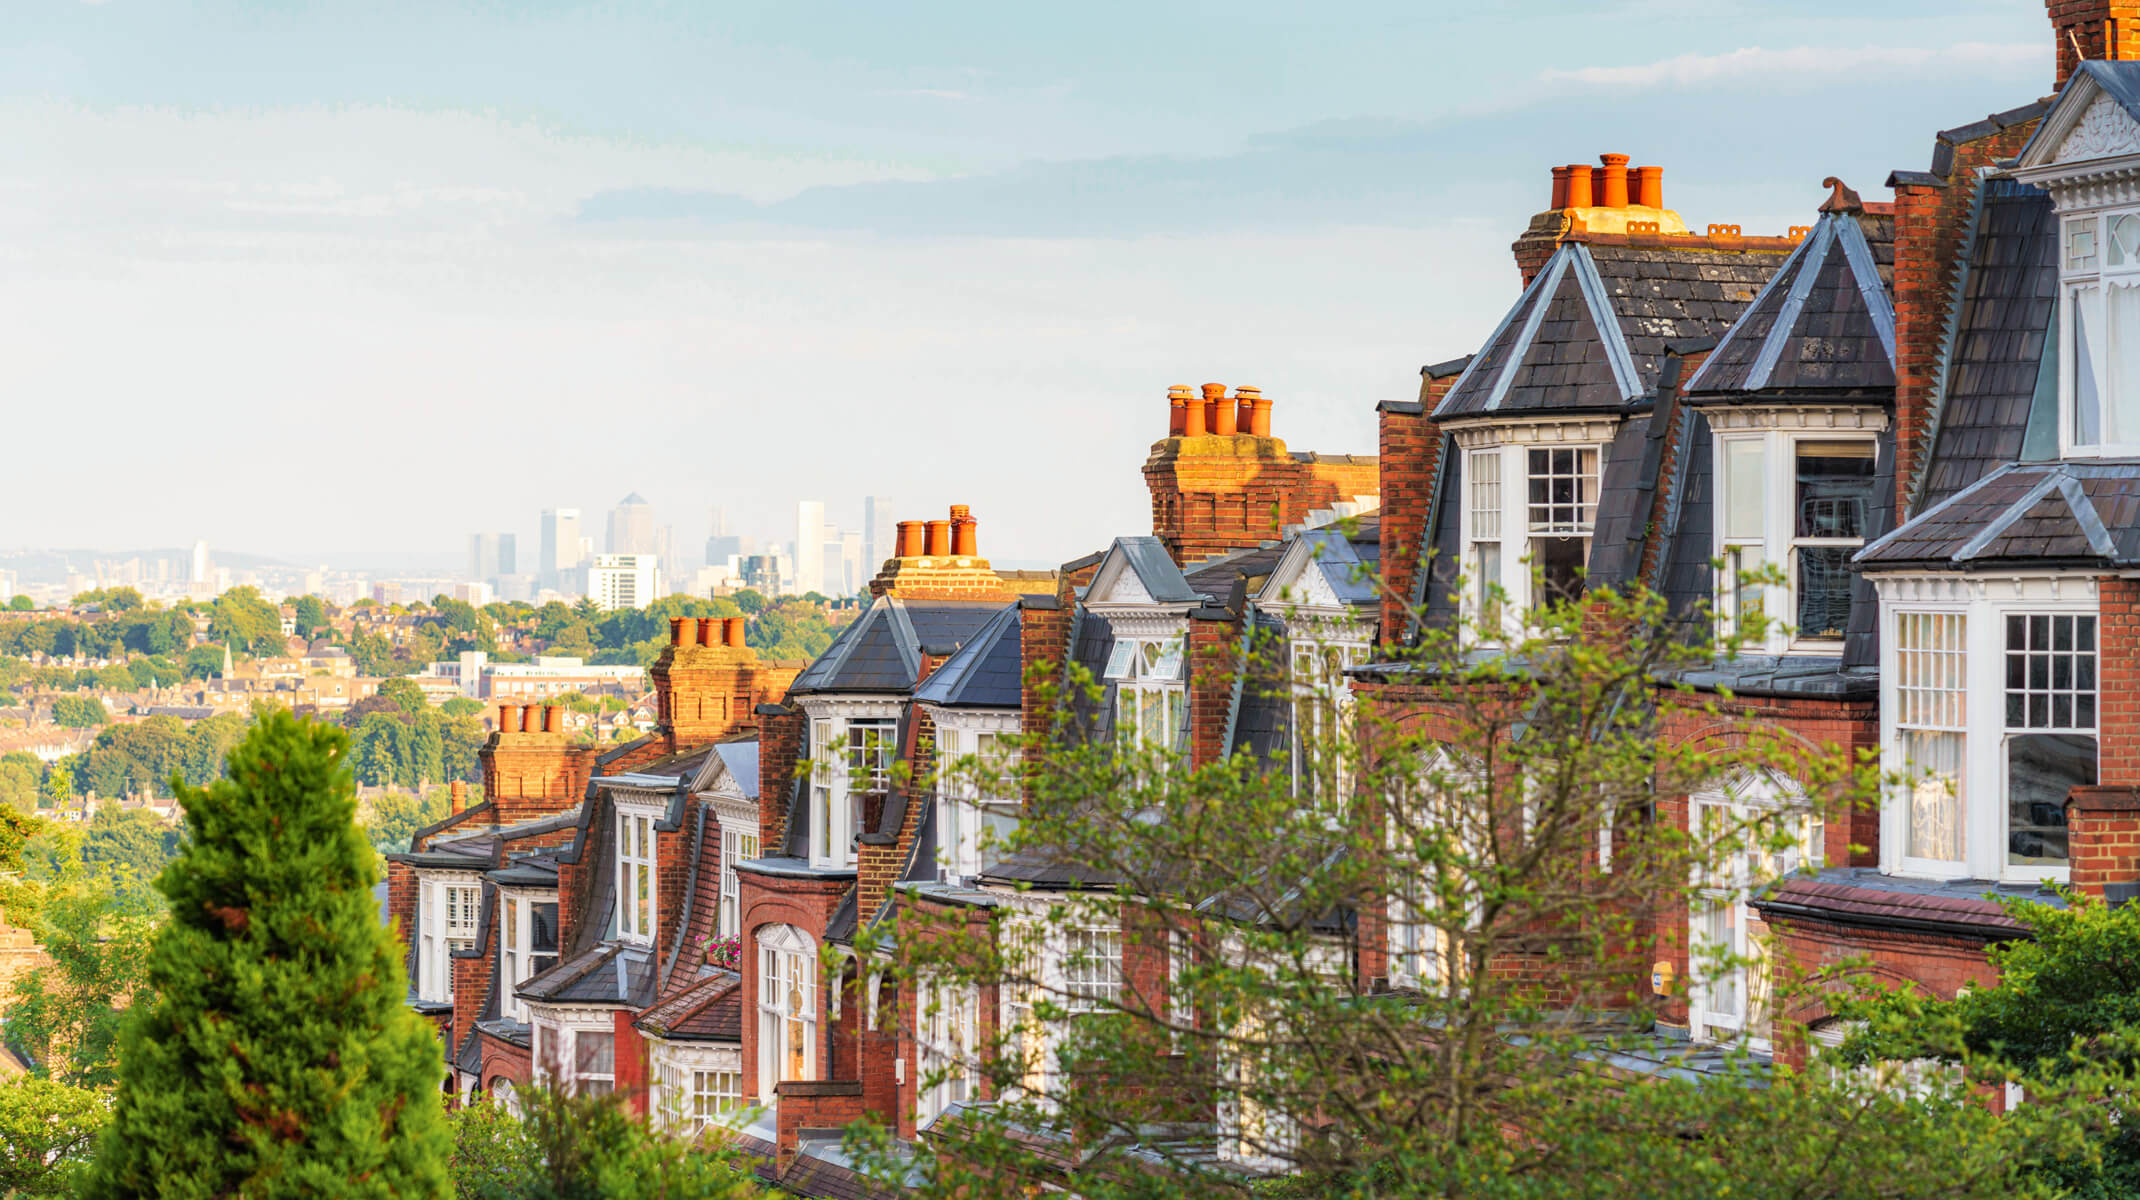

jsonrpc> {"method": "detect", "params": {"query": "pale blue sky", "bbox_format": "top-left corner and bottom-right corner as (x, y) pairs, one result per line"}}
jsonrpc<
(0, 0), (2059, 566)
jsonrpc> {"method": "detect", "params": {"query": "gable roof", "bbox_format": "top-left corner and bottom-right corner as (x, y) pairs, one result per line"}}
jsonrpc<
(1257, 524), (1380, 610)
(633, 971), (742, 1041)
(1857, 461), (2140, 570)
(1434, 240), (1786, 421)
(911, 601), (1023, 709)
(787, 596), (1009, 695)
(2014, 59), (2140, 172)
(1684, 209), (1896, 399)
(1084, 537), (1199, 606)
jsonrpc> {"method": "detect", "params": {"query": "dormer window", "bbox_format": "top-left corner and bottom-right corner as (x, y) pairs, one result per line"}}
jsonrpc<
(1712, 425), (1878, 653)
(616, 804), (658, 942)
(1455, 422), (1612, 641)
(2062, 210), (2140, 453)
(805, 707), (897, 870)
(1106, 638), (1184, 750)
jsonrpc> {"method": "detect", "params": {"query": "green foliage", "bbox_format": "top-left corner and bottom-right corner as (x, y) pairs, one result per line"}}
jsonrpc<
(8, 595), (34, 611)
(347, 701), (483, 790)
(0, 1076), (109, 1197)
(208, 586), (287, 657)
(70, 587), (143, 613)
(2, 844), (157, 1084)
(728, 589), (766, 615)
(0, 749), (42, 812)
(85, 710), (453, 1199)
(442, 697), (484, 718)
(125, 654), (183, 689)
(1840, 895), (2140, 1197)
(849, 577), (2109, 1200)
(364, 788), (451, 855)
(289, 594), (328, 639)
(449, 1086), (767, 1200)
(182, 644), (226, 680)
(80, 806), (183, 900)
(744, 598), (836, 662)
(50, 695), (108, 728)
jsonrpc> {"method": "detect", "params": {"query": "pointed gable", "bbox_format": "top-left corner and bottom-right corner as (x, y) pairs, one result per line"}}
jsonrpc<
(1684, 208), (1896, 400)
(2016, 60), (2140, 172)
(1084, 537), (1199, 608)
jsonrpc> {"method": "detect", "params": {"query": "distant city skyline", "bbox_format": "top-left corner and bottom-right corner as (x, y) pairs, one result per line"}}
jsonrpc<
(0, 3), (2055, 566)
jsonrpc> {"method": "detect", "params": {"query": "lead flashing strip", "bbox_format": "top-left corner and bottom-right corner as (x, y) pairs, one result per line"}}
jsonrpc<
(1745, 218), (1835, 392)
(1836, 215), (1898, 362)
(1568, 243), (1645, 402)
(1486, 251), (1571, 413)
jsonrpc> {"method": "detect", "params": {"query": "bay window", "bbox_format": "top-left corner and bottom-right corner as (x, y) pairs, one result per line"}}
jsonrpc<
(1062, 927), (1124, 1012)
(807, 711), (895, 869)
(616, 805), (657, 943)
(934, 723), (1020, 884)
(530, 1014), (616, 1098)
(2063, 210), (2140, 454)
(655, 1052), (742, 1132)
(1457, 427), (1608, 641)
(755, 923), (816, 1102)
(1106, 637), (1184, 751)
(1289, 640), (1364, 801)
(417, 874), (480, 1003)
(1880, 581), (2099, 883)
(574, 1030), (615, 1096)
(1712, 423), (1879, 650)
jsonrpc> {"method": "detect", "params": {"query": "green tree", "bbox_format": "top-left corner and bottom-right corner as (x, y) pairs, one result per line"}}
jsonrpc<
(728, 589), (766, 614)
(288, 594), (328, 639)
(178, 712), (252, 788)
(126, 655), (182, 689)
(533, 601), (578, 641)
(181, 644), (226, 680)
(440, 712), (486, 783)
(91, 663), (134, 691)
(362, 789), (449, 856)
(0, 749), (41, 812)
(441, 696), (484, 718)
(80, 807), (183, 901)
(85, 711), (453, 1198)
(50, 695), (108, 728)
(449, 1086), (766, 1200)
(208, 586), (287, 657)
(40, 756), (77, 806)
(852, 579), (2118, 1200)
(0, 1077), (108, 1197)
(3, 857), (156, 1084)
(8, 595), (34, 611)
(78, 715), (188, 799)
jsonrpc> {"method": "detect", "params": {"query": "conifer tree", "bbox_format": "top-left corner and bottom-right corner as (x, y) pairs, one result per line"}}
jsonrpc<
(86, 710), (451, 1199)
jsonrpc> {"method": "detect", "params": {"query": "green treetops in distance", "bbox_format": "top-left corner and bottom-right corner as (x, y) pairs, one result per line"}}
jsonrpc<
(87, 711), (451, 1199)
(8, 595), (34, 611)
(50, 696), (108, 728)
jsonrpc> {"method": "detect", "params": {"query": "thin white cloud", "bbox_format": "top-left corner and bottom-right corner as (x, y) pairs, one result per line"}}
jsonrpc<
(1543, 41), (2046, 89)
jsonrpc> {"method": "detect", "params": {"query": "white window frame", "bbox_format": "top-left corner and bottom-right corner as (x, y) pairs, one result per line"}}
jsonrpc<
(527, 1004), (620, 1098)
(2059, 207), (2140, 456)
(755, 923), (817, 1103)
(417, 871), (482, 1004)
(651, 1040), (745, 1133)
(719, 822), (760, 939)
(801, 700), (901, 870)
(1452, 421), (1613, 644)
(1288, 636), (1365, 802)
(928, 710), (1022, 885)
(1687, 773), (1819, 1050)
(1876, 575), (2098, 884)
(615, 799), (662, 944)
(498, 888), (560, 1022)
(915, 979), (979, 1127)
(1711, 423), (1881, 654)
(1106, 636), (1186, 752)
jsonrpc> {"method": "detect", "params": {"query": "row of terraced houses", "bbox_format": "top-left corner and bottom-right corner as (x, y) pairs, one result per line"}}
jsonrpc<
(387, 5), (2140, 1191)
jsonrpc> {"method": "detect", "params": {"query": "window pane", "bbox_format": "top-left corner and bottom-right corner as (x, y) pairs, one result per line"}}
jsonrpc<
(1474, 544), (1502, 629)
(1724, 439), (1765, 541)
(2076, 283), (2107, 445)
(1534, 537), (1586, 604)
(1794, 547), (1853, 640)
(2109, 283), (2140, 445)
(1794, 441), (1874, 539)
(2069, 216), (2099, 270)
(1903, 730), (1965, 863)
(575, 1030), (614, 1077)
(2005, 614), (2098, 731)
(2008, 733), (2093, 868)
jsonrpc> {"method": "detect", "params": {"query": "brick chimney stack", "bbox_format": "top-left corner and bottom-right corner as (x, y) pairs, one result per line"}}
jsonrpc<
(1511, 152), (1689, 284)
(2049, 0), (2140, 86)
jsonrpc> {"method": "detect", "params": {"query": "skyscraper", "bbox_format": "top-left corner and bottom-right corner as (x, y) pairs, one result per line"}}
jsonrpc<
(469, 533), (516, 583)
(863, 496), (895, 575)
(795, 500), (826, 597)
(190, 540), (211, 585)
(587, 554), (662, 612)
(607, 493), (658, 557)
(540, 508), (583, 590)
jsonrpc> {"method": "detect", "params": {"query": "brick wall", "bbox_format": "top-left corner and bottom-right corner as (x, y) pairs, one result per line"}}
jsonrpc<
(1019, 598), (1071, 746)
(450, 906), (499, 1072)
(1769, 917), (2005, 1069)
(2049, 1), (2140, 85)
(773, 1079), (864, 1165)
(757, 706), (805, 852)
(736, 869), (853, 1102)
(1142, 384), (1379, 566)
(613, 1007), (649, 1116)
(1376, 394), (1444, 647)
(1185, 612), (1240, 769)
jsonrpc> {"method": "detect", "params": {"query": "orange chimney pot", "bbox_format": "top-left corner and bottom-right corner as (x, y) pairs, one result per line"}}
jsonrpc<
(1550, 165), (1571, 210)
(696, 617), (716, 647)
(896, 520), (925, 557)
(952, 512), (978, 557)
(542, 706), (560, 734)
(1565, 164), (1594, 208)
(496, 704), (513, 732)
(925, 520), (952, 557)
(1598, 153), (1630, 208)
(669, 617), (688, 646)
(725, 617), (748, 648)
(1167, 385), (1193, 436)
(1632, 165), (1663, 209)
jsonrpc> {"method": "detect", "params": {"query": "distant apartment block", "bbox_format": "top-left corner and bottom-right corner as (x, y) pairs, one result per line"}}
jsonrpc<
(587, 554), (661, 612)
(422, 651), (644, 700)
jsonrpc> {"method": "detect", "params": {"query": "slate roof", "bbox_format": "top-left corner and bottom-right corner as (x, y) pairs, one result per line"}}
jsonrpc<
(713, 740), (760, 799)
(911, 602), (1023, 709)
(1918, 177), (2058, 508)
(788, 596), (1011, 695)
(1434, 240), (1786, 420)
(1753, 868), (2057, 939)
(1095, 537), (1202, 605)
(633, 971), (742, 1041)
(516, 940), (658, 1008)
(1858, 461), (2140, 569)
(486, 852), (561, 888)
(1684, 210), (1895, 399)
